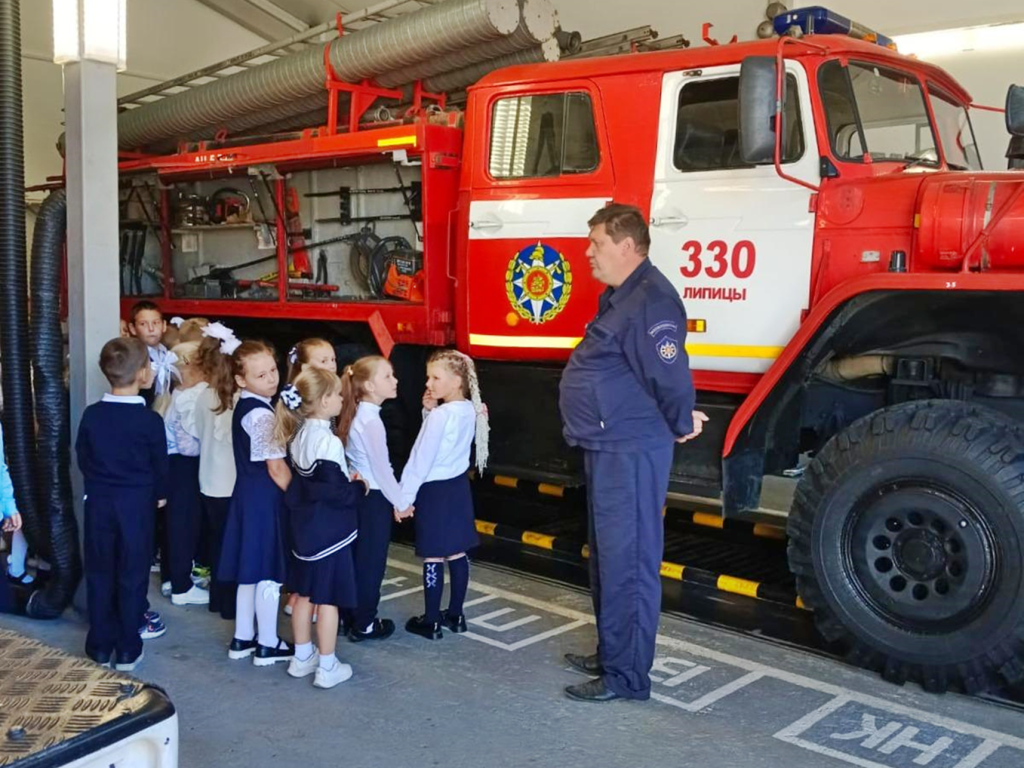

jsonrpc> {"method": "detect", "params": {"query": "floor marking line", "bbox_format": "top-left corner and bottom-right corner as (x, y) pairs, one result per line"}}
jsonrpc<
(378, 584), (423, 602)
(775, 696), (851, 740)
(469, 608), (543, 633)
(462, 594), (500, 608)
(385, 557), (1024, 753)
(952, 740), (1003, 768)
(652, 670), (766, 713)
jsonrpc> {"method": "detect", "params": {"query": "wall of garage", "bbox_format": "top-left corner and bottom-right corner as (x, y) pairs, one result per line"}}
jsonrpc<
(20, 0), (264, 195)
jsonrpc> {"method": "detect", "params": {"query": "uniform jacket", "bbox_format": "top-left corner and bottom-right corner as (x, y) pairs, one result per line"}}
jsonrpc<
(559, 259), (696, 452)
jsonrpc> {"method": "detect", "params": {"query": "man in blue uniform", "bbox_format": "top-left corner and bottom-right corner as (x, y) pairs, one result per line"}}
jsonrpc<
(559, 203), (707, 702)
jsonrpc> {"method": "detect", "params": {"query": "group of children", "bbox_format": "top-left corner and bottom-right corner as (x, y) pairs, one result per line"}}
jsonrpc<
(74, 301), (489, 688)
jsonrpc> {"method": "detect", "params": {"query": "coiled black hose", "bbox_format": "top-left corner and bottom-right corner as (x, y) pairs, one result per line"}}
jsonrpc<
(0, 0), (39, 551)
(27, 189), (81, 619)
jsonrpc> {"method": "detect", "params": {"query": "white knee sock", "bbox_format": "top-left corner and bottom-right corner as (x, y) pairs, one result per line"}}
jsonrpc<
(8, 530), (28, 577)
(234, 584), (256, 641)
(255, 580), (281, 648)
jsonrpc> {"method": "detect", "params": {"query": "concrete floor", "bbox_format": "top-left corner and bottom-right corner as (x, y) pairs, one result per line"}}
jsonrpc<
(2, 544), (1023, 768)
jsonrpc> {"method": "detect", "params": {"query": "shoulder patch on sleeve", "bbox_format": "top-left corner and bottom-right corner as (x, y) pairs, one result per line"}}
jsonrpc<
(655, 336), (680, 364)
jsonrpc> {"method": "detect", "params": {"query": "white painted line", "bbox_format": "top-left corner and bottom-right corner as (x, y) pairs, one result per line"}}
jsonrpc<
(463, 619), (590, 652)
(952, 741), (1004, 768)
(378, 585), (423, 602)
(385, 557), (1024, 755)
(653, 671), (765, 713)
(462, 594), (500, 608)
(775, 695), (850, 741)
(469, 607), (542, 633)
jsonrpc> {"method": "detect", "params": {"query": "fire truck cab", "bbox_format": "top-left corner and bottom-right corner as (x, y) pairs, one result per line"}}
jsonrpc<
(117, 7), (1024, 694)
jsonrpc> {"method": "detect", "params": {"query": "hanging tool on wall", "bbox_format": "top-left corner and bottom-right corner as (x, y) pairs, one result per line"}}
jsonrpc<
(309, 179), (422, 227)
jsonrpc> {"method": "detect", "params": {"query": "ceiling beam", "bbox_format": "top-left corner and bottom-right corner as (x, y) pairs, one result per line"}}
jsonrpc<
(195, 0), (309, 41)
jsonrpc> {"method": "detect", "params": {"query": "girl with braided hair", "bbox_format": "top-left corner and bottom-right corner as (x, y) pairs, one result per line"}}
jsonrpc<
(399, 349), (489, 640)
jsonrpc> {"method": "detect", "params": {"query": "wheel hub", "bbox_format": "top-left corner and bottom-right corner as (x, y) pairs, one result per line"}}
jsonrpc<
(893, 529), (947, 581)
(845, 482), (998, 631)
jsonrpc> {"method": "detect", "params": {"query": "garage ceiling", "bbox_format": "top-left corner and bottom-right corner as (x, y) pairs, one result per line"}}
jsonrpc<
(195, 0), (428, 40)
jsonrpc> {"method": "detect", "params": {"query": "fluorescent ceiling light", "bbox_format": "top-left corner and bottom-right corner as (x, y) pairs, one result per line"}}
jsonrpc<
(895, 22), (1024, 58)
(52, 0), (127, 70)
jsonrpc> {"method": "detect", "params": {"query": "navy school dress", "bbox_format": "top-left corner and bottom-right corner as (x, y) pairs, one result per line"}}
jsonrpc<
(218, 395), (288, 585)
(286, 426), (362, 608)
(401, 401), (480, 559)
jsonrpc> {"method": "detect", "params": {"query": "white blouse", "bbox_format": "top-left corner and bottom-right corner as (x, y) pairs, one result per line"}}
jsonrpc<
(193, 385), (236, 498)
(399, 400), (475, 510)
(346, 402), (402, 509)
(290, 419), (350, 477)
(239, 391), (286, 462)
(163, 385), (203, 457)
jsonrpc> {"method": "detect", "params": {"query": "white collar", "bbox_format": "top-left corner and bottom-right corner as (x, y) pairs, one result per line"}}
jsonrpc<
(305, 418), (333, 429)
(102, 393), (146, 405)
(148, 344), (170, 359)
(357, 401), (382, 414)
(240, 390), (273, 405)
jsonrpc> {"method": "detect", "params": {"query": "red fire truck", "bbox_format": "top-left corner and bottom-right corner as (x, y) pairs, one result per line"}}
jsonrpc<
(117, 8), (1024, 694)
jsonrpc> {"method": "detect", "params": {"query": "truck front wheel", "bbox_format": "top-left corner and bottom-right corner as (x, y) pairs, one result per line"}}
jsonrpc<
(787, 400), (1024, 693)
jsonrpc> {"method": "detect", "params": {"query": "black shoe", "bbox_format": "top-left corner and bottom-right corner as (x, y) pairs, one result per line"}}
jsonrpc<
(405, 615), (443, 640)
(565, 677), (620, 703)
(253, 640), (295, 667)
(86, 649), (112, 668)
(441, 611), (467, 633)
(227, 637), (258, 660)
(565, 652), (604, 675)
(348, 618), (396, 642)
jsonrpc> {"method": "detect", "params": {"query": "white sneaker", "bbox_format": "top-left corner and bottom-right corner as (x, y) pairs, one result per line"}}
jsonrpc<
(160, 581), (172, 597)
(115, 650), (144, 672)
(313, 661), (352, 689)
(171, 585), (210, 606)
(287, 652), (318, 679)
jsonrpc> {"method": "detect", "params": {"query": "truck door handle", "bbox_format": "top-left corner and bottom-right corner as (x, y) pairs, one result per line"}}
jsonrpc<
(651, 215), (688, 228)
(469, 219), (503, 231)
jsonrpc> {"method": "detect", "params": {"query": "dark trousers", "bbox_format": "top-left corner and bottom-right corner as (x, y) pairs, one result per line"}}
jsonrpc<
(201, 494), (235, 620)
(167, 455), (202, 595)
(585, 446), (673, 700)
(352, 490), (393, 628)
(84, 488), (155, 659)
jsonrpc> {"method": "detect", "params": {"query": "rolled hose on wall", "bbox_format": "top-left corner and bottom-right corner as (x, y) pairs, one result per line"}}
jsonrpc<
(0, 0), (41, 561)
(27, 189), (81, 619)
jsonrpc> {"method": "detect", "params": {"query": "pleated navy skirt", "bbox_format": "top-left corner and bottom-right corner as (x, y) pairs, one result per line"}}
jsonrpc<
(290, 545), (357, 608)
(413, 474), (478, 558)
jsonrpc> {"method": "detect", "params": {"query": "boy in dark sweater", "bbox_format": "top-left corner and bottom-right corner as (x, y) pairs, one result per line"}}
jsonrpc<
(76, 337), (169, 671)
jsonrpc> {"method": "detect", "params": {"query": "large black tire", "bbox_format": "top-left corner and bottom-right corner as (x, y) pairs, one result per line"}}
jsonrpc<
(787, 400), (1024, 693)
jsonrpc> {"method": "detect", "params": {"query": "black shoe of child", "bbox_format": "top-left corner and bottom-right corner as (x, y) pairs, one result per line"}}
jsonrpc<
(86, 649), (112, 668)
(441, 611), (467, 634)
(253, 640), (295, 667)
(405, 615), (443, 640)
(227, 637), (258, 660)
(349, 618), (396, 643)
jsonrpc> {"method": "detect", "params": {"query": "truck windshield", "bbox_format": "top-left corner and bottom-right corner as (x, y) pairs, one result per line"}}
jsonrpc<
(819, 60), (941, 168)
(928, 86), (982, 170)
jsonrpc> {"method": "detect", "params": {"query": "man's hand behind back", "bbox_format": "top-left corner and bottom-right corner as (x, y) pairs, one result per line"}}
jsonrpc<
(677, 411), (709, 444)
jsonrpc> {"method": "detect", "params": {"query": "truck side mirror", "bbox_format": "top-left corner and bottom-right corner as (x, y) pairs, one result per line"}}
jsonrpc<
(739, 56), (782, 165)
(1007, 85), (1024, 137)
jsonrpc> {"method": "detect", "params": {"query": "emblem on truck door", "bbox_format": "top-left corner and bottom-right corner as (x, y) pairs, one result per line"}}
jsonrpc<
(505, 242), (572, 324)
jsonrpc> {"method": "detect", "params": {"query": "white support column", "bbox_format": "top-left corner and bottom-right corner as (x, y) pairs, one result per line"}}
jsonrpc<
(64, 59), (120, 600)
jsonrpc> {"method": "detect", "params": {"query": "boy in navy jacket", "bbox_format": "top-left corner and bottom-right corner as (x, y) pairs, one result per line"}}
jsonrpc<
(76, 337), (169, 671)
